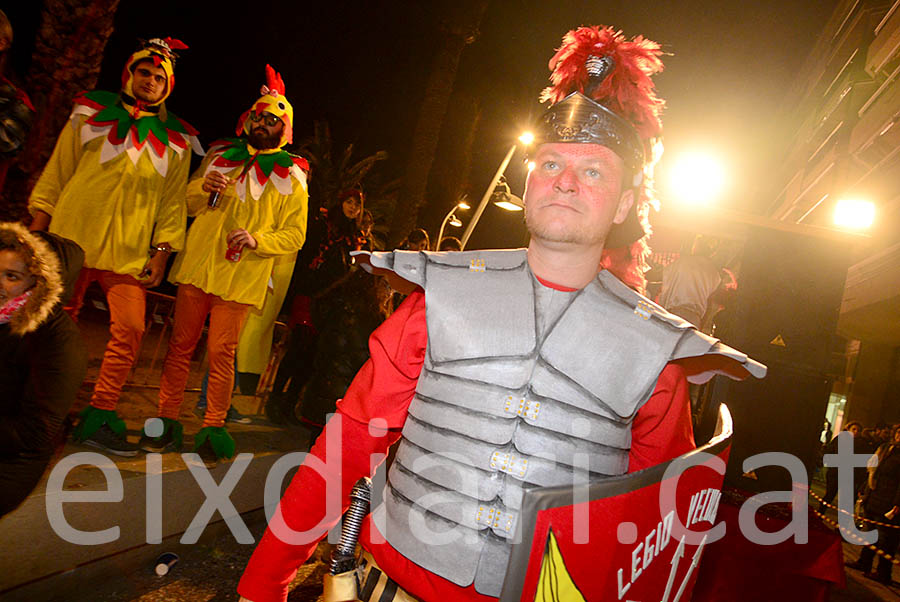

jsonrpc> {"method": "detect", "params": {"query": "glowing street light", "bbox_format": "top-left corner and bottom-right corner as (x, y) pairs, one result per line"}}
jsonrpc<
(668, 152), (727, 205)
(460, 131), (534, 250)
(494, 199), (524, 211)
(833, 199), (875, 230)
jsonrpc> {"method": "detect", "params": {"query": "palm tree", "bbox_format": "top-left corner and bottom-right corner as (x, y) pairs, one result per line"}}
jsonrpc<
(298, 120), (388, 214)
(266, 122), (393, 424)
(425, 91), (482, 238)
(361, 173), (402, 251)
(0, 0), (120, 222)
(387, 0), (489, 246)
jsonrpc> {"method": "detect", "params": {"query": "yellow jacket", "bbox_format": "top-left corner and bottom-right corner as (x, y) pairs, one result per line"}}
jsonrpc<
(29, 114), (190, 276)
(170, 144), (308, 309)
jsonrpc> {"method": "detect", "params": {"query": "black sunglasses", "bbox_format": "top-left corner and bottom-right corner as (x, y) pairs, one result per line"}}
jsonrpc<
(249, 112), (282, 127)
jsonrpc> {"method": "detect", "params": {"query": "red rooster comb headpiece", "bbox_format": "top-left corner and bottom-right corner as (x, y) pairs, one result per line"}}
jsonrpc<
(263, 64), (285, 96)
(236, 64), (294, 148)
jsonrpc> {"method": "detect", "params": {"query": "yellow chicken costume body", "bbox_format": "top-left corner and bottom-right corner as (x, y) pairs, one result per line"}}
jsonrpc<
(149, 65), (308, 462)
(28, 38), (202, 454)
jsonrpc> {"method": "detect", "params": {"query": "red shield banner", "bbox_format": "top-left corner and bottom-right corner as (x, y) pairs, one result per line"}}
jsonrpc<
(500, 405), (734, 602)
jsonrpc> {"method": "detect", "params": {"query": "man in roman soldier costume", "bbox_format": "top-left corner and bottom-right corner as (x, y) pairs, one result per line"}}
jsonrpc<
(140, 65), (308, 465)
(28, 38), (202, 456)
(237, 26), (765, 602)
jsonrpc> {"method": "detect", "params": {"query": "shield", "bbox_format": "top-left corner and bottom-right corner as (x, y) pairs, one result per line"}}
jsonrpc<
(500, 404), (734, 602)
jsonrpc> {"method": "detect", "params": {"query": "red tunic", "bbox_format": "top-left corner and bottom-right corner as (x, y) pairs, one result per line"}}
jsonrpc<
(239, 285), (695, 602)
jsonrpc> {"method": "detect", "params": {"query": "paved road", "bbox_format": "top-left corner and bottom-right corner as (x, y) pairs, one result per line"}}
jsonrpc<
(73, 516), (900, 602)
(832, 542), (900, 601)
(77, 519), (329, 602)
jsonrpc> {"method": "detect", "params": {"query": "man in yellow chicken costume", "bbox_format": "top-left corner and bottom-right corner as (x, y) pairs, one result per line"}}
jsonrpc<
(28, 38), (202, 456)
(141, 65), (308, 465)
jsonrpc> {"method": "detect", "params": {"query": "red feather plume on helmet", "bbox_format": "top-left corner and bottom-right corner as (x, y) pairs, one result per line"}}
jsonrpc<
(540, 26), (665, 142)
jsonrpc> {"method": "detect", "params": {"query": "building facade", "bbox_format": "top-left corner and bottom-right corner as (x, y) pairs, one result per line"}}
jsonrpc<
(767, 0), (900, 430)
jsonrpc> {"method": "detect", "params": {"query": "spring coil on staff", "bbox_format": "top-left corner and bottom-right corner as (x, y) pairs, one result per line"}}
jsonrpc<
(330, 477), (372, 575)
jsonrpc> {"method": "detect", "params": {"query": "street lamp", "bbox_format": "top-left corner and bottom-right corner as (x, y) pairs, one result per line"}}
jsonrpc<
(460, 131), (533, 250)
(491, 176), (524, 211)
(435, 199), (470, 250)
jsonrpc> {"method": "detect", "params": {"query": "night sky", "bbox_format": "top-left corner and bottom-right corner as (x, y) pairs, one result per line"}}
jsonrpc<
(2, 0), (838, 248)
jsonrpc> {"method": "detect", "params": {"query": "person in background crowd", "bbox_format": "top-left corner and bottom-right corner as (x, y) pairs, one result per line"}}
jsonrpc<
(658, 234), (722, 331)
(0, 10), (35, 195)
(876, 423), (892, 447)
(438, 236), (462, 251)
(390, 227), (431, 311)
(818, 420), (862, 512)
(848, 424), (900, 584)
(857, 424), (880, 458)
(864, 424), (899, 498)
(266, 188), (367, 424)
(142, 65), (308, 466)
(0, 222), (85, 517)
(264, 293), (316, 425)
(237, 25), (765, 602)
(305, 188), (367, 284)
(28, 38), (200, 456)
(699, 265), (737, 334)
(401, 227), (429, 252)
(295, 268), (392, 439)
(359, 209), (375, 248)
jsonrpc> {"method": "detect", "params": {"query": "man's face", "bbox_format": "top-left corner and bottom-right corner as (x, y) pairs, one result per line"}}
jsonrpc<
(131, 60), (168, 104)
(523, 143), (633, 248)
(247, 111), (285, 150)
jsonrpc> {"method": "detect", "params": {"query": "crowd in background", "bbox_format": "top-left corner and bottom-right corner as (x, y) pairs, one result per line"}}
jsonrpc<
(819, 421), (900, 584)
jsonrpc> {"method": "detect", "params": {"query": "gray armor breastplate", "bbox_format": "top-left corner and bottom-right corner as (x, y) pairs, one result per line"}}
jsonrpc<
(363, 249), (761, 596)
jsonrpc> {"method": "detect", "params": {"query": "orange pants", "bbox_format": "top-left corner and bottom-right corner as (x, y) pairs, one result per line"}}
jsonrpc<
(67, 267), (147, 411)
(158, 284), (250, 428)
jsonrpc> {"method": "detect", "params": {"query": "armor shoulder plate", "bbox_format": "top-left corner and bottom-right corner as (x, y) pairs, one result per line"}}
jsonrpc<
(595, 271), (766, 383)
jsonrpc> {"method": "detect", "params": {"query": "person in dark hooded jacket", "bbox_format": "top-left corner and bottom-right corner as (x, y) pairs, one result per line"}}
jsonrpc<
(847, 424), (900, 584)
(0, 221), (85, 517)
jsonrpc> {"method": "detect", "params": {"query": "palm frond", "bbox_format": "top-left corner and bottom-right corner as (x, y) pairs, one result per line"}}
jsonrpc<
(296, 120), (389, 214)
